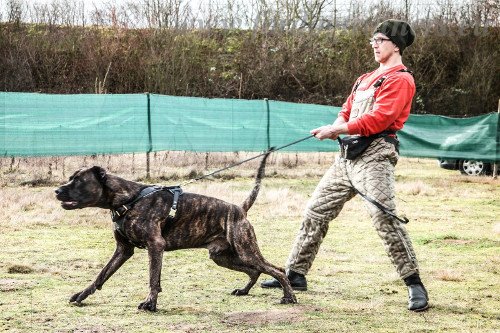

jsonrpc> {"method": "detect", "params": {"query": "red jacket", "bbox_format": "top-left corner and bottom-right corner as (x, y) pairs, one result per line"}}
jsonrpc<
(339, 64), (415, 136)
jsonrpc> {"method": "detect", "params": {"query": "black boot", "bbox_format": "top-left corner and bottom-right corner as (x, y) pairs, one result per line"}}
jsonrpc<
(407, 284), (429, 311)
(260, 270), (308, 291)
(404, 274), (429, 311)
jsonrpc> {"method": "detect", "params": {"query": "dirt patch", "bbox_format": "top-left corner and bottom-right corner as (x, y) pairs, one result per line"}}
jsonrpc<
(441, 239), (473, 245)
(222, 306), (309, 325)
(8, 264), (34, 274)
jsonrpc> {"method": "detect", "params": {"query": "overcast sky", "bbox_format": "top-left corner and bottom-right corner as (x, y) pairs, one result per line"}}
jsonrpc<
(0, 0), (463, 27)
(2, 0), (440, 13)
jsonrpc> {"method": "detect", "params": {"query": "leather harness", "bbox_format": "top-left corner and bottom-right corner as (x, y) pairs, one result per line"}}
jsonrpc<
(110, 185), (183, 248)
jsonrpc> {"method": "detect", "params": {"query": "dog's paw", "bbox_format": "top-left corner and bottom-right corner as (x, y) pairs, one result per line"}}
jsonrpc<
(138, 300), (157, 312)
(231, 289), (249, 296)
(69, 285), (96, 305)
(280, 295), (298, 304)
(69, 290), (89, 305)
(69, 300), (84, 306)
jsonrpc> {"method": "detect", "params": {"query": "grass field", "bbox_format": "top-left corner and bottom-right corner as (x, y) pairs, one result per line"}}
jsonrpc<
(1, 154), (499, 333)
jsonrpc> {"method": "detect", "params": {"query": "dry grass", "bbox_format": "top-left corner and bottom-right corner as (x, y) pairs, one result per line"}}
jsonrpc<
(397, 180), (436, 196)
(435, 270), (464, 282)
(0, 152), (332, 187)
(1, 153), (499, 333)
(493, 223), (500, 235)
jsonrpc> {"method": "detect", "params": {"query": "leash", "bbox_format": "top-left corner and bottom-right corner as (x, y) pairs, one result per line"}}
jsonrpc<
(349, 183), (409, 224)
(179, 134), (315, 186)
(338, 138), (409, 224)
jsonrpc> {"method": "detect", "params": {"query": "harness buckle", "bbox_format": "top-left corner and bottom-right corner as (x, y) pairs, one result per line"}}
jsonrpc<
(116, 205), (129, 217)
(168, 207), (177, 219)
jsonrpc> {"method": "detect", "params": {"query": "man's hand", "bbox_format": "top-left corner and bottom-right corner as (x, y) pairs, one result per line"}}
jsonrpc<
(311, 124), (345, 140)
(311, 119), (349, 141)
(311, 125), (336, 140)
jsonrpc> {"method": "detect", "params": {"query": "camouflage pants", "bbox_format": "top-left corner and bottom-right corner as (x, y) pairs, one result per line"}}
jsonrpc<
(286, 138), (419, 279)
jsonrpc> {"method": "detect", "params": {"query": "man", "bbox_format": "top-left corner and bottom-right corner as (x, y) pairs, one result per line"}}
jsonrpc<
(261, 19), (429, 312)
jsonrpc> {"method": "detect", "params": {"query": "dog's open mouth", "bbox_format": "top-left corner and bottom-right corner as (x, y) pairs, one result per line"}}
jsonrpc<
(57, 198), (80, 209)
(60, 200), (80, 210)
(56, 190), (80, 209)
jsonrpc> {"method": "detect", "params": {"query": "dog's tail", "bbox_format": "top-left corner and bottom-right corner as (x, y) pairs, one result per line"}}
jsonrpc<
(241, 150), (272, 213)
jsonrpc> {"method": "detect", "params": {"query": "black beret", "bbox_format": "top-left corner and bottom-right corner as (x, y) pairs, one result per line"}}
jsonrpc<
(373, 19), (415, 54)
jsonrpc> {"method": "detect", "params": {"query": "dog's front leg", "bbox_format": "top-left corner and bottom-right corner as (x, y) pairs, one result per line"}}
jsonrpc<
(138, 237), (166, 312)
(70, 243), (134, 305)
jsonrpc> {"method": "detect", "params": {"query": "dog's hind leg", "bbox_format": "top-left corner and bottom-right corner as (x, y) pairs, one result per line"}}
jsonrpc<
(238, 254), (297, 304)
(70, 242), (134, 305)
(253, 262), (297, 304)
(231, 222), (297, 304)
(210, 249), (261, 296)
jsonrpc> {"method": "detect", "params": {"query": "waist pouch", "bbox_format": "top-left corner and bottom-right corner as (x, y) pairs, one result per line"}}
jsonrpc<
(338, 131), (398, 160)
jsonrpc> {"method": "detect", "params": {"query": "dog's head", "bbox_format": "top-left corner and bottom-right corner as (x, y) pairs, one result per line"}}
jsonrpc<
(55, 166), (107, 210)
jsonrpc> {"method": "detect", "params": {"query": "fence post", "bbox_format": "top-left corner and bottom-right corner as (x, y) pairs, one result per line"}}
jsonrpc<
(146, 93), (152, 179)
(493, 99), (499, 179)
(265, 98), (270, 150)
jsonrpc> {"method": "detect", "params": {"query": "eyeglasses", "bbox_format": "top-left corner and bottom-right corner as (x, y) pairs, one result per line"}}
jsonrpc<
(369, 37), (391, 45)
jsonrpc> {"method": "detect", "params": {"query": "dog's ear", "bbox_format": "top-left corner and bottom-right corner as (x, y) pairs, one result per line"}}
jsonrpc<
(90, 166), (107, 184)
(68, 168), (82, 181)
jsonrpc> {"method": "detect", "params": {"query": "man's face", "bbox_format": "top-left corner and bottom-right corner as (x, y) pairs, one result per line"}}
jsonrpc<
(371, 33), (399, 63)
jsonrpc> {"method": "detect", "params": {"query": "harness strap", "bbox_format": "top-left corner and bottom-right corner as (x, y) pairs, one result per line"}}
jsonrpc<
(354, 68), (413, 93)
(110, 185), (183, 248)
(167, 187), (183, 220)
(111, 186), (164, 220)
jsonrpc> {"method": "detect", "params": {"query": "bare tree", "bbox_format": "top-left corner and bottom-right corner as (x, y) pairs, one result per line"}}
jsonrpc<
(297, 0), (331, 30)
(47, 1), (62, 26)
(7, 0), (24, 24)
(468, 0), (500, 27)
(141, 0), (190, 29)
(254, 0), (273, 31)
(276, 0), (300, 30)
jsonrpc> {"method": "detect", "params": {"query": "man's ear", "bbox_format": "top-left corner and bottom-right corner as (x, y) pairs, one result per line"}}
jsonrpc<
(91, 166), (107, 184)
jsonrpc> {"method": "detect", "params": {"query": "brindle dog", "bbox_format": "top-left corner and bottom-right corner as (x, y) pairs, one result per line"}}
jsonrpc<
(55, 152), (296, 311)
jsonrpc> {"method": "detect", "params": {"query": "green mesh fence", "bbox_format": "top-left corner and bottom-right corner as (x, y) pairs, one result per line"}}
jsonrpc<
(400, 113), (499, 161)
(1, 92), (498, 161)
(1, 93), (149, 156)
(150, 95), (269, 152)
